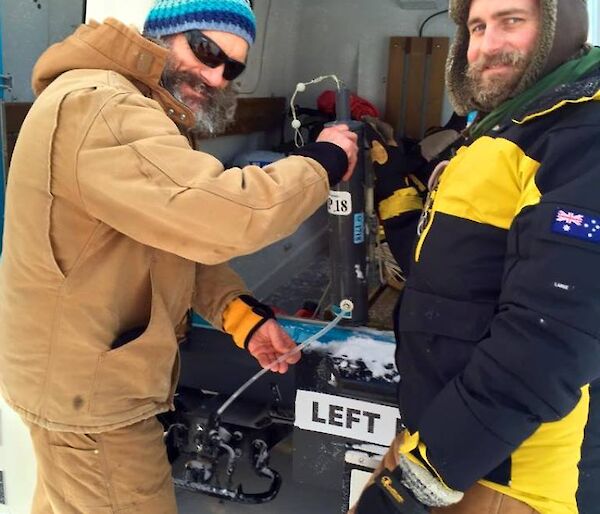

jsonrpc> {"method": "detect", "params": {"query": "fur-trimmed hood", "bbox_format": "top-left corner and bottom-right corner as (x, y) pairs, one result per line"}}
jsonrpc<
(446, 0), (589, 115)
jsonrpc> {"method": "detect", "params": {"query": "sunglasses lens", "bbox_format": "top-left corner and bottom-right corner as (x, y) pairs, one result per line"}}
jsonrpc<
(194, 38), (222, 68)
(223, 61), (246, 81)
(185, 31), (246, 81)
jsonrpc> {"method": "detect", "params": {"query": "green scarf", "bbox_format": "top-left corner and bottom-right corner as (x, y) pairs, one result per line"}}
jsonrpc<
(469, 47), (600, 139)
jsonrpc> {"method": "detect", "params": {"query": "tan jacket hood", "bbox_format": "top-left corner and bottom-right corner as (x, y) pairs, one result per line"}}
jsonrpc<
(33, 18), (195, 129)
(447, 0), (589, 115)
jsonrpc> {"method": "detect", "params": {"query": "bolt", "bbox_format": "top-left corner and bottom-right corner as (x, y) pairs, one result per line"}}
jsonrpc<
(339, 299), (354, 313)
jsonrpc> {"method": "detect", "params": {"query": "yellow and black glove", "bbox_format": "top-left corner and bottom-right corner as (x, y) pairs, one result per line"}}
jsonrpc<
(222, 295), (275, 350)
(354, 432), (463, 514)
(363, 119), (427, 221)
(363, 119), (427, 274)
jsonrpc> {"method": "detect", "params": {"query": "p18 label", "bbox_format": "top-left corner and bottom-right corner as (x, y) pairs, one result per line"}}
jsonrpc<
(328, 191), (352, 216)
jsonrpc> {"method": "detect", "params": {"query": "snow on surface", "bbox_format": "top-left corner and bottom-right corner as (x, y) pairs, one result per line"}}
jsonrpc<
(306, 336), (398, 382)
(349, 443), (389, 456)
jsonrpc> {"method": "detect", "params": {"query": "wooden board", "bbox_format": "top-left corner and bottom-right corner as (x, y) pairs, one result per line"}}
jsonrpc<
(197, 96), (286, 138)
(404, 38), (428, 140)
(424, 38), (450, 134)
(2, 98), (286, 169)
(384, 36), (450, 140)
(385, 37), (407, 136)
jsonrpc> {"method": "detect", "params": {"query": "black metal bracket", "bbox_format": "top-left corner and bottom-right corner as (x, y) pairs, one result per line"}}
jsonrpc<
(0, 75), (13, 92)
(169, 414), (282, 504)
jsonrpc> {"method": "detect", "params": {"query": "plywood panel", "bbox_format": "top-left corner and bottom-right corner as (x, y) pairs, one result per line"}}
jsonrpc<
(384, 36), (450, 140)
(385, 37), (407, 134)
(424, 38), (450, 133)
(404, 38), (428, 140)
(197, 97), (286, 138)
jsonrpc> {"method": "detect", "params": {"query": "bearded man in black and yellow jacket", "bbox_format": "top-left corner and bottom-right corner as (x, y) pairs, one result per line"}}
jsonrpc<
(351, 0), (600, 513)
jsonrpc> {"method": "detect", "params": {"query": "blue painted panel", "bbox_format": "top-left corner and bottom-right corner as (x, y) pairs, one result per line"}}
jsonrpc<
(0, 5), (5, 255)
(192, 312), (395, 346)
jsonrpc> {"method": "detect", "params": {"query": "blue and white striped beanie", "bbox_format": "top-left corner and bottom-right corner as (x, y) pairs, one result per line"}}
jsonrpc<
(144, 0), (256, 47)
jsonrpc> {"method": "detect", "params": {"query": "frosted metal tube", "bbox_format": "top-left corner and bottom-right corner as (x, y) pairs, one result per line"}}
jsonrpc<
(328, 88), (368, 325)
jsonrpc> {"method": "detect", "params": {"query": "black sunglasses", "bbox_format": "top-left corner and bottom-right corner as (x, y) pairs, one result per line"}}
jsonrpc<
(183, 31), (246, 81)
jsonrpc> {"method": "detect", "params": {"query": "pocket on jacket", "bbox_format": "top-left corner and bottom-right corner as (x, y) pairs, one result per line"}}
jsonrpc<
(50, 443), (111, 508)
(395, 289), (497, 431)
(398, 288), (496, 342)
(90, 286), (179, 418)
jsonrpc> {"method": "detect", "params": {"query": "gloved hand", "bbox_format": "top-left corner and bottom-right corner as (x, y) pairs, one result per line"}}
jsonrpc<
(222, 294), (275, 350)
(316, 124), (359, 182)
(354, 466), (428, 513)
(222, 295), (300, 374)
(363, 118), (427, 221)
(352, 432), (463, 514)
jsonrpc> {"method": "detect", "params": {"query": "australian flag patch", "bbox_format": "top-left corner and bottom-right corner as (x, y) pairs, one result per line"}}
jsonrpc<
(552, 209), (600, 244)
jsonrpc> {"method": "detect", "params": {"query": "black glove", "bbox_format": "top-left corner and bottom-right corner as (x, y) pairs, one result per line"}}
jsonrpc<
(290, 141), (348, 186)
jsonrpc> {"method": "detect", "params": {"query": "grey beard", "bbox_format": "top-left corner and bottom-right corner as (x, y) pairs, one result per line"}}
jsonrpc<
(153, 36), (238, 136)
(162, 70), (238, 136)
(466, 51), (530, 112)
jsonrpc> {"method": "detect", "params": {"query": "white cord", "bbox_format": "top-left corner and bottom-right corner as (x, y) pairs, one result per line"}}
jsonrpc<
(216, 300), (353, 417)
(290, 75), (343, 148)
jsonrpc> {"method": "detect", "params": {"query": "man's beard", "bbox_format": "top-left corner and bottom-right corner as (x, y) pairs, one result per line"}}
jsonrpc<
(466, 50), (531, 112)
(162, 65), (238, 137)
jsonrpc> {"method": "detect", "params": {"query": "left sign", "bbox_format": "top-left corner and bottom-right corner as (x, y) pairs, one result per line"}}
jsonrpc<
(295, 390), (401, 446)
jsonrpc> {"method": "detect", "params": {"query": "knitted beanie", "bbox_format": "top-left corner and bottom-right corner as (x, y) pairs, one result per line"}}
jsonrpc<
(143, 0), (256, 47)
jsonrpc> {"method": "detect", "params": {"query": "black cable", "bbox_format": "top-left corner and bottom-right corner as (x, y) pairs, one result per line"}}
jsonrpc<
(418, 9), (449, 37)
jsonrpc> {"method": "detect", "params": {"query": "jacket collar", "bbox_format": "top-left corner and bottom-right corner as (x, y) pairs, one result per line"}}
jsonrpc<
(32, 18), (195, 130)
(514, 67), (600, 125)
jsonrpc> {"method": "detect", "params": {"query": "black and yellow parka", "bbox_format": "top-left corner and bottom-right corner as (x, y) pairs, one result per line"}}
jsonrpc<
(382, 68), (600, 514)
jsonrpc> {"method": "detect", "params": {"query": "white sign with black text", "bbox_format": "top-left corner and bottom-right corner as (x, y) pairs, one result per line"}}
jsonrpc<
(327, 191), (353, 216)
(294, 390), (401, 446)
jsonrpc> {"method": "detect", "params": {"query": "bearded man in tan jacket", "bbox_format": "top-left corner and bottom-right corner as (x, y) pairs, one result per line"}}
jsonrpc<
(0, 0), (358, 512)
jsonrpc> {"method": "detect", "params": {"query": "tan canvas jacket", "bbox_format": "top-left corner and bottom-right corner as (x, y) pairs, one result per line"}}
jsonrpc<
(0, 19), (330, 432)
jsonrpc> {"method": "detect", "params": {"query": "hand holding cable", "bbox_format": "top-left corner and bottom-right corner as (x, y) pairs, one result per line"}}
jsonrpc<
(247, 319), (300, 374)
(217, 300), (354, 418)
